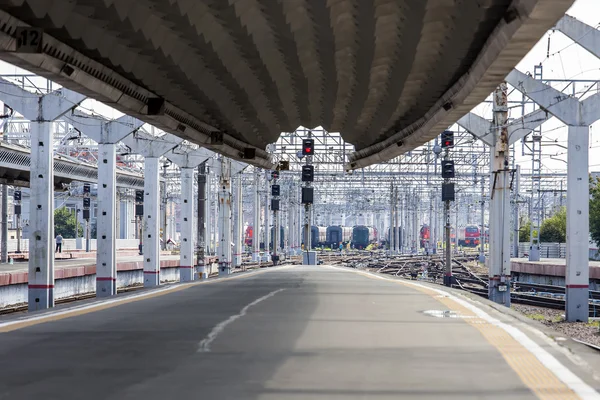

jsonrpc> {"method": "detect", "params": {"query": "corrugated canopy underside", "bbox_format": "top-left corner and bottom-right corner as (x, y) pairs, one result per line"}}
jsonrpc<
(0, 0), (574, 166)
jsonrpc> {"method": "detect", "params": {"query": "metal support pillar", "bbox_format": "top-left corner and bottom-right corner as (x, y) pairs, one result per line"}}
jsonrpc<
(233, 173), (243, 267)
(205, 172), (212, 255)
(566, 125), (590, 321)
(69, 112), (143, 296)
(143, 157), (161, 286)
(264, 180), (271, 262)
(479, 177), (486, 263)
(252, 169), (260, 261)
(29, 122), (55, 310)
(1, 184), (7, 263)
(218, 158), (232, 276)
(197, 163), (206, 277)
(96, 143), (118, 295)
(272, 194), (279, 265)
(394, 188), (400, 254)
(513, 165), (520, 258)
(488, 83), (511, 306)
(0, 84), (85, 310)
(180, 167), (195, 281)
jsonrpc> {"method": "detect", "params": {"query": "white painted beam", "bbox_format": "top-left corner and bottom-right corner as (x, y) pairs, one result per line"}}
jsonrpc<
(555, 15), (600, 60)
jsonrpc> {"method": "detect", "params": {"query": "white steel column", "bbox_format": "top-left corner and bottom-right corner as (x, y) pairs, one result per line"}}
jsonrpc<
(205, 173), (211, 255)
(0, 83), (86, 311)
(29, 121), (54, 310)
(488, 83), (511, 306)
(218, 158), (232, 275)
(180, 167), (195, 281)
(264, 180), (271, 262)
(233, 173), (243, 267)
(505, 66), (600, 321)
(253, 169), (260, 261)
(144, 157), (161, 286)
(566, 125), (590, 321)
(96, 143), (118, 295)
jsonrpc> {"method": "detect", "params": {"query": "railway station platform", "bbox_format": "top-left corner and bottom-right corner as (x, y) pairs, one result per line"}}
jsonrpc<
(511, 258), (600, 289)
(0, 254), (218, 309)
(0, 265), (598, 399)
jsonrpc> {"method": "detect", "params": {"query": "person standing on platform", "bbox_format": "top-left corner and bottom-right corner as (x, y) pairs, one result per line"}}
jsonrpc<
(55, 233), (63, 254)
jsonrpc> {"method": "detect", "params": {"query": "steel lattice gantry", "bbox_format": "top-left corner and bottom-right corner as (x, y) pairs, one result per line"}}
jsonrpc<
(0, 0), (573, 168)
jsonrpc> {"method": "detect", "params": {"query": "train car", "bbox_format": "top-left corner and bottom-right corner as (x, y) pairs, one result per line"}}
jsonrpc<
(326, 225), (352, 247)
(384, 227), (403, 249)
(352, 225), (377, 249)
(244, 226), (253, 246)
(270, 226), (286, 249)
(419, 225), (431, 248)
(458, 225), (480, 247)
(307, 226), (327, 248)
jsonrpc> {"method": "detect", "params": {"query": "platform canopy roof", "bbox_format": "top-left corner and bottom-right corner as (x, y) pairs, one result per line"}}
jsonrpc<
(0, 0), (574, 169)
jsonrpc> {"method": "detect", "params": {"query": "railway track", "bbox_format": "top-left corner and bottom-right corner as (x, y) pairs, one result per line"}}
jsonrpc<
(327, 250), (600, 318)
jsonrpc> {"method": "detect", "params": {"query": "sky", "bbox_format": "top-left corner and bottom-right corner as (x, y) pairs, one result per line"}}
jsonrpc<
(0, 0), (599, 174)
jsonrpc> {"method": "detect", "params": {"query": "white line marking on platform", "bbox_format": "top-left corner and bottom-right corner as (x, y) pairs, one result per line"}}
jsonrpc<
(198, 288), (285, 353)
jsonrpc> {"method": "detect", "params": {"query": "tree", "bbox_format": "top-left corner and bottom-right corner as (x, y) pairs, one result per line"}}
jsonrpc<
(590, 177), (600, 246)
(54, 207), (83, 239)
(519, 219), (531, 242)
(539, 207), (566, 243)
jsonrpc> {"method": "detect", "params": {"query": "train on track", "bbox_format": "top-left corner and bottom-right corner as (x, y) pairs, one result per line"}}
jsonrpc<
(244, 224), (381, 250)
(351, 225), (378, 249)
(243, 226), (285, 249)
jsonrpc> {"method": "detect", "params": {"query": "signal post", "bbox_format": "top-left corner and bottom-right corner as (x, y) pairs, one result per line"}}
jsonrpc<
(441, 130), (455, 286)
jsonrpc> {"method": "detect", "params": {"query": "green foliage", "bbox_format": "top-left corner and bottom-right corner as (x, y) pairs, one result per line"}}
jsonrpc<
(54, 207), (83, 239)
(539, 207), (566, 243)
(590, 177), (600, 246)
(519, 219), (531, 242)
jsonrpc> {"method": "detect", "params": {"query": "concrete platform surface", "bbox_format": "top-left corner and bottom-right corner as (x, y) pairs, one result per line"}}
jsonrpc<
(0, 265), (598, 399)
(511, 258), (600, 281)
(0, 255), (180, 273)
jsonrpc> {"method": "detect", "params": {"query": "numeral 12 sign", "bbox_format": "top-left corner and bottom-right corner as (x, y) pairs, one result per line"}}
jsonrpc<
(15, 27), (43, 53)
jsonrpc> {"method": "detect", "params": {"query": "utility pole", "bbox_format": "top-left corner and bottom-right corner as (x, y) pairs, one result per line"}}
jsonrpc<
(489, 82), (511, 306)
(440, 130), (455, 286)
(444, 149), (452, 286)
(271, 170), (280, 265)
(301, 133), (316, 264)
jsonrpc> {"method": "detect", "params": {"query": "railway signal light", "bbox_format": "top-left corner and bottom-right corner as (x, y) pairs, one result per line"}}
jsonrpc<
(271, 184), (280, 196)
(83, 183), (91, 193)
(301, 165), (314, 182)
(83, 197), (91, 208)
(441, 130), (454, 148)
(271, 199), (280, 211)
(442, 182), (455, 202)
(302, 139), (314, 156)
(441, 160), (455, 179)
(301, 187), (314, 204)
(13, 190), (21, 201)
(135, 190), (144, 203)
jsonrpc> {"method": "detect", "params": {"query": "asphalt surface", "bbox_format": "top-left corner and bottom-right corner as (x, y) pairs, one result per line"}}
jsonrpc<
(0, 266), (556, 399)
